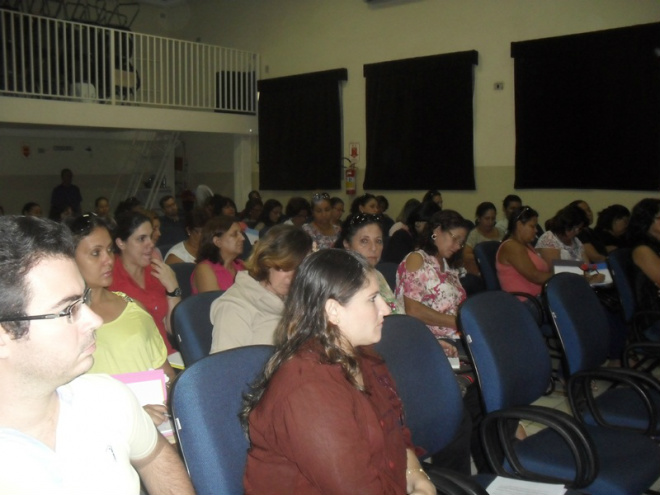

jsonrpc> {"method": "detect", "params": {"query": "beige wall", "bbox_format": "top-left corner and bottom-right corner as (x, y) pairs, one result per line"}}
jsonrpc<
(2, 1), (659, 222)
(170, 0), (660, 222)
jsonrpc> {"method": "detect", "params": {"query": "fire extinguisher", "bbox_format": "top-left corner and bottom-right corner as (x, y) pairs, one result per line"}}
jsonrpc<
(345, 163), (357, 195)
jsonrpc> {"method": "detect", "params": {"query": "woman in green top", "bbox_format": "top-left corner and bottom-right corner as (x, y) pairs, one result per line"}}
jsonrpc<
(336, 213), (404, 314)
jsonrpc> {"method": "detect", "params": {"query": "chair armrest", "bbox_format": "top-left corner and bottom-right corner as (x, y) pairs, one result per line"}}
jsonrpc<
(426, 467), (489, 495)
(624, 341), (660, 367)
(567, 367), (660, 436)
(510, 292), (545, 326)
(480, 405), (597, 488)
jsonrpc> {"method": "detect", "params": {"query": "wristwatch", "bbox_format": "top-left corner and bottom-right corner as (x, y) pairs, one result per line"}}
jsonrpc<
(166, 287), (182, 297)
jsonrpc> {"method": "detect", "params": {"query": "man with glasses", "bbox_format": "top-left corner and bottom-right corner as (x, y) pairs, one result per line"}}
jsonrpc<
(0, 216), (194, 495)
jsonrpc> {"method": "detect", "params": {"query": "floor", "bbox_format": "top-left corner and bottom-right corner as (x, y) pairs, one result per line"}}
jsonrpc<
(505, 360), (660, 492)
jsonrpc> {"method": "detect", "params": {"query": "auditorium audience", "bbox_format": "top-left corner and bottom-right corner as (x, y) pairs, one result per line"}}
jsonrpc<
(329, 197), (345, 227)
(302, 192), (340, 249)
(629, 198), (660, 339)
(463, 201), (504, 275)
(210, 224), (312, 352)
(68, 213), (174, 425)
(255, 199), (283, 235)
(350, 193), (379, 215)
(395, 210), (470, 358)
(536, 203), (590, 265)
(191, 215), (245, 294)
(164, 208), (209, 264)
(595, 204), (631, 253)
(382, 201), (441, 264)
(496, 206), (551, 298)
(241, 249), (435, 495)
(109, 211), (181, 356)
(337, 213), (403, 314)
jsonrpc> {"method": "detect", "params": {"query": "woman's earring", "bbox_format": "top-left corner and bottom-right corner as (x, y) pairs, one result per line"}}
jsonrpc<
(431, 233), (437, 240)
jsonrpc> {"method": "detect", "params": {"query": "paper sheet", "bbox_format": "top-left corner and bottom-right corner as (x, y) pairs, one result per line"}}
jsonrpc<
(487, 476), (566, 495)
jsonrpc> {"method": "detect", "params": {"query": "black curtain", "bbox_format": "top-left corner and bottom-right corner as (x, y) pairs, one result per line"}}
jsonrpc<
(257, 69), (347, 190)
(363, 50), (478, 190)
(512, 22), (660, 191)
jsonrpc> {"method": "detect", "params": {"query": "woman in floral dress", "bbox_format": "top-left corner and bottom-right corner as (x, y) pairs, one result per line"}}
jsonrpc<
(395, 210), (471, 357)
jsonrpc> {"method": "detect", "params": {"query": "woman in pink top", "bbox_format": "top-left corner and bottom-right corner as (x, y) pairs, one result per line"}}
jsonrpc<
(191, 215), (245, 294)
(496, 206), (551, 297)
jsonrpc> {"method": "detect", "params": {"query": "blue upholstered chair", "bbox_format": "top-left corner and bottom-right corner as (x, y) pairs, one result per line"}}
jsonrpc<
(170, 345), (274, 495)
(374, 314), (488, 495)
(458, 291), (660, 494)
(473, 241), (502, 291)
(171, 290), (223, 366)
(544, 272), (660, 437)
(608, 247), (660, 371)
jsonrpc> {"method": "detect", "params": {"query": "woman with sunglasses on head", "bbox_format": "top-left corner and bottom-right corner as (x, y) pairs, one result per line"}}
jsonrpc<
(69, 213), (175, 425)
(191, 215), (245, 294)
(496, 206), (552, 298)
(395, 210), (471, 358)
(302, 192), (340, 250)
(109, 211), (181, 356)
(242, 249), (435, 495)
(210, 225), (312, 353)
(337, 213), (403, 314)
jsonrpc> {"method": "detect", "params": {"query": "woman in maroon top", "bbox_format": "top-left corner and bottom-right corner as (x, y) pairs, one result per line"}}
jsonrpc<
(109, 211), (181, 355)
(241, 249), (435, 495)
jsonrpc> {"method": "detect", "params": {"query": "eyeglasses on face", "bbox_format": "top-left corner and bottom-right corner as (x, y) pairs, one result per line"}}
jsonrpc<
(447, 230), (466, 249)
(0, 287), (92, 325)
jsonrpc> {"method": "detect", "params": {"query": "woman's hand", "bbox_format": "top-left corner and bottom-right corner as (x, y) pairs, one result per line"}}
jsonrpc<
(143, 403), (169, 426)
(585, 272), (606, 285)
(439, 340), (458, 358)
(150, 258), (179, 293)
(406, 450), (437, 495)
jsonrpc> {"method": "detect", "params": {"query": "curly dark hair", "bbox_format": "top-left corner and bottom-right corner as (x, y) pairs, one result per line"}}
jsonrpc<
(240, 249), (375, 432)
(628, 198), (660, 249)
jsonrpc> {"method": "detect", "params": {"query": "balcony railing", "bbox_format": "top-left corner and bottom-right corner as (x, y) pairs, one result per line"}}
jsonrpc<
(0, 8), (259, 114)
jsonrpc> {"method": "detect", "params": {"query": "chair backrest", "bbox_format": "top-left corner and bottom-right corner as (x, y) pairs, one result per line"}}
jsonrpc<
(373, 315), (464, 457)
(458, 291), (552, 413)
(171, 345), (274, 495)
(171, 262), (196, 299)
(544, 273), (610, 375)
(172, 290), (224, 366)
(375, 261), (399, 292)
(607, 248), (637, 322)
(473, 241), (502, 291)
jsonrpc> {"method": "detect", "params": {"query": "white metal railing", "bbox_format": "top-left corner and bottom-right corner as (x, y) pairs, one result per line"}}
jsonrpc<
(0, 8), (259, 113)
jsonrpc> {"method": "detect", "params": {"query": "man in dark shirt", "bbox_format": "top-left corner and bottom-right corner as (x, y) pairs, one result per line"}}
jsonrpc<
(50, 168), (82, 215)
(158, 195), (187, 248)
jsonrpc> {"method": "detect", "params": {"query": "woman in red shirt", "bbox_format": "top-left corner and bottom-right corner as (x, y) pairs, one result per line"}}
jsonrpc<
(241, 249), (435, 495)
(110, 211), (181, 355)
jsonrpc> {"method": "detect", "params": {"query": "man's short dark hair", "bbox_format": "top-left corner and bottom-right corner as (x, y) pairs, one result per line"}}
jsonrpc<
(159, 195), (175, 210)
(502, 194), (522, 209)
(0, 216), (75, 339)
(61, 168), (73, 179)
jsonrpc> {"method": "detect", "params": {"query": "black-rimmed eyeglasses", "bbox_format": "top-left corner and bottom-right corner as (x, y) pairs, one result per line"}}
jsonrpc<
(0, 287), (92, 325)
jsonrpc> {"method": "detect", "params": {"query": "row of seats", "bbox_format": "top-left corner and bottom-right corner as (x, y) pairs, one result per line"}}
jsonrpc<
(168, 272), (660, 494)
